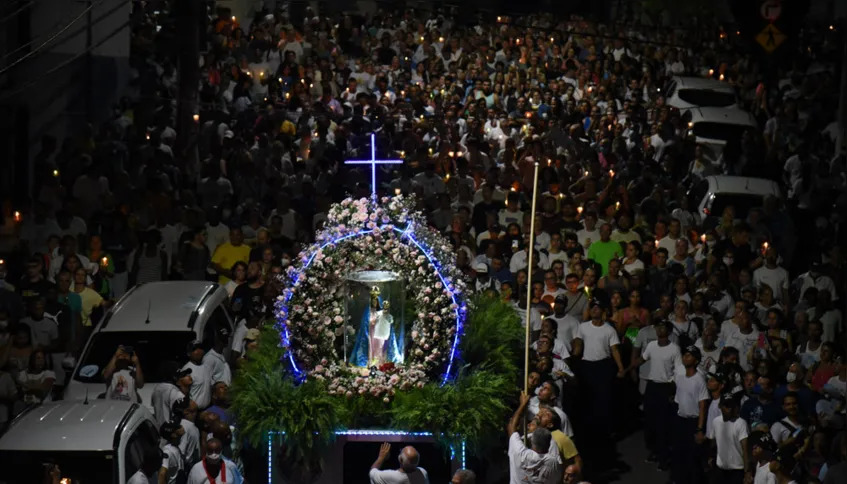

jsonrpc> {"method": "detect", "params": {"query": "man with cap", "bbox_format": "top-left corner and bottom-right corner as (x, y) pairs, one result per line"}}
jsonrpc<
(161, 419), (186, 484)
(672, 344), (710, 484)
(571, 298), (626, 465)
(706, 393), (750, 484)
(172, 396), (201, 466)
(473, 262), (500, 293)
(182, 341), (212, 409)
(152, 362), (192, 427)
(749, 431), (777, 484)
(626, 320), (681, 469)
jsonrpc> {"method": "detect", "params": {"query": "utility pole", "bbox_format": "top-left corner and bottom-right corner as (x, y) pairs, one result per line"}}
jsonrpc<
(85, 0), (93, 121)
(175, 0), (201, 175)
(836, 17), (847, 157)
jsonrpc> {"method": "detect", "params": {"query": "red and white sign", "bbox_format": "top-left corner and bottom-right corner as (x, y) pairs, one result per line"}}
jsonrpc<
(761, 0), (782, 22)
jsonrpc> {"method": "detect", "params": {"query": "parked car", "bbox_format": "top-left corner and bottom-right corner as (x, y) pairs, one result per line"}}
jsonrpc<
(683, 107), (758, 160)
(687, 175), (782, 224)
(0, 400), (158, 484)
(666, 76), (739, 110)
(64, 281), (234, 409)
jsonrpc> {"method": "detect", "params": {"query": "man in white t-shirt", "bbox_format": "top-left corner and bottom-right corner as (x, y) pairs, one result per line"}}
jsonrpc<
(368, 443), (430, 484)
(672, 346), (710, 484)
(152, 365), (192, 427)
(750, 431), (778, 484)
(753, 248), (790, 304)
(627, 320), (681, 468)
(182, 341), (212, 409)
(160, 420), (186, 484)
(103, 345), (144, 402)
(507, 393), (562, 484)
(707, 394), (750, 484)
(572, 299), (626, 464)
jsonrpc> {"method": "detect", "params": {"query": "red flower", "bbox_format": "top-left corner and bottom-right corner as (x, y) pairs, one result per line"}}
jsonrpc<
(379, 362), (396, 373)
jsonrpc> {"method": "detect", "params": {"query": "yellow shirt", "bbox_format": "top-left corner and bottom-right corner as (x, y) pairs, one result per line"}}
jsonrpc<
(77, 287), (104, 327)
(552, 430), (579, 461)
(211, 243), (251, 284)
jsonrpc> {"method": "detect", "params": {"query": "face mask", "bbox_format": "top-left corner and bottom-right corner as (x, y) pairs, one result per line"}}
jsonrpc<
(281, 258), (291, 267)
(206, 453), (221, 462)
(786, 371), (797, 383)
(722, 257), (733, 266)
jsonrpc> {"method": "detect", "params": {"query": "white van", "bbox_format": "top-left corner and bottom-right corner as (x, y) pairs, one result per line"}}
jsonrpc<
(683, 107), (758, 160)
(64, 281), (234, 409)
(0, 400), (159, 483)
(687, 175), (782, 224)
(666, 76), (739, 110)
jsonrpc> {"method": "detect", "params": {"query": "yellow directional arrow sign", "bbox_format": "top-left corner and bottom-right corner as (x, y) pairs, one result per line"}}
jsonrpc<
(756, 24), (786, 53)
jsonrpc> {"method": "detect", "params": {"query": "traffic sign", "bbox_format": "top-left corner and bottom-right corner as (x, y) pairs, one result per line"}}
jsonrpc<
(755, 23), (786, 53)
(760, 0), (782, 22)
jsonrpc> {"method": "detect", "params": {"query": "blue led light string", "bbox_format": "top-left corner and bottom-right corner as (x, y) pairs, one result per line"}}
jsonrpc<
(276, 221), (465, 384)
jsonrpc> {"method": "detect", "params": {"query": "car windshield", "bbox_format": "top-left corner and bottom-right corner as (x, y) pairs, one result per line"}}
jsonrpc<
(75, 331), (196, 384)
(692, 122), (750, 142)
(709, 193), (764, 219)
(678, 89), (736, 107)
(0, 450), (115, 483)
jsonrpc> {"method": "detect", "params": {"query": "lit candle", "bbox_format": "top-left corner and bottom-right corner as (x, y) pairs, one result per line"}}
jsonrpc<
(609, 169), (615, 177)
(399, 150), (405, 158)
(615, 201), (620, 211)
(654, 239), (659, 248)
(101, 256), (109, 266)
(279, 78), (283, 83)
(146, 132), (150, 140)
(395, 188), (402, 196)
(547, 158), (552, 166)
(445, 174), (451, 181)
(192, 114), (199, 122)
(231, 15), (236, 21)
(577, 206), (583, 214)
(428, 147), (433, 155)
(550, 37), (554, 42)
(719, 74), (725, 81)
(497, 16), (502, 22)
(829, 25), (835, 31)
(510, 187), (517, 192)
(285, 92), (290, 99)
(709, 68), (714, 76)
(448, 151), (455, 157)
(700, 234), (706, 244)
(439, 37), (444, 43)
(558, 193), (564, 199)
(584, 170), (589, 177)
(456, 151), (463, 157)
(52, 169), (59, 177)
(762, 241), (769, 253)
(13, 211), (21, 223)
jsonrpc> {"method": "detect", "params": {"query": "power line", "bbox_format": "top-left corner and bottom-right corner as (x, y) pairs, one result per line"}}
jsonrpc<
(0, 1), (34, 24)
(0, 18), (130, 102)
(0, 0), (109, 76)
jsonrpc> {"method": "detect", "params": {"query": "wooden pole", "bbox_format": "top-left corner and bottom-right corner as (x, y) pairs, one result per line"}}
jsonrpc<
(523, 162), (540, 395)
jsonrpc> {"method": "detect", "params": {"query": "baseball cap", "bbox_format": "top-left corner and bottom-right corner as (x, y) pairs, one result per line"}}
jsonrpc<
(173, 367), (192, 382)
(186, 340), (203, 353)
(588, 298), (605, 310)
(160, 420), (182, 437)
(707, 365), (727, 384)
(554, 294), (567, 304)
(473, 262), (489, 273)
(750, 431), (776, 452)
(245, 328), (261, 341)
(683, 345), (702, 361)
(720, 393), (739, 407)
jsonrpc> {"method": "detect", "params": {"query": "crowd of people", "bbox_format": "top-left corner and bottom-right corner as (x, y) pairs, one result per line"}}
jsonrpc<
(1, 1), (846, 483)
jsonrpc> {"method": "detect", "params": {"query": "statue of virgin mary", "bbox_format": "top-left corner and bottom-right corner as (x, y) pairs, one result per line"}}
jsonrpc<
(350, 286), (403, 367)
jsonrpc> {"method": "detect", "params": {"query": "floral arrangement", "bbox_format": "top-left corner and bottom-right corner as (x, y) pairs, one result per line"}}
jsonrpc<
(276, 195), (467, 399)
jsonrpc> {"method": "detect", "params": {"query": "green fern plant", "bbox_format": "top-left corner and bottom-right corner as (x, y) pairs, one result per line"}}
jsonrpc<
(460, 295), (524, 377)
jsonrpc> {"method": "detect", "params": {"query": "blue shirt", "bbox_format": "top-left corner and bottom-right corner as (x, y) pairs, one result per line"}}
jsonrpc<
(740, 397), (784, 428)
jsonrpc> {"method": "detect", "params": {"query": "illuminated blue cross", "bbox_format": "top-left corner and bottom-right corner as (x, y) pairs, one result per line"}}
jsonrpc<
(344, 132), (403, 199)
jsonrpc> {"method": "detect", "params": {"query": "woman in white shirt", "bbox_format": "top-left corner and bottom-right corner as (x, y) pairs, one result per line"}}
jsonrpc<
(17, 349), (55, 405)
(622, 241), (645, 275)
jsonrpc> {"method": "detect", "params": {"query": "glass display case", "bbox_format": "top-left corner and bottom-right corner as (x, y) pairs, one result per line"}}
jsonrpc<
(344, 270), (406, 368)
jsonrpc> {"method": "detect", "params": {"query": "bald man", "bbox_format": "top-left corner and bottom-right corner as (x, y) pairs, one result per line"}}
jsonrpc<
(369, 442), (430, 483)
